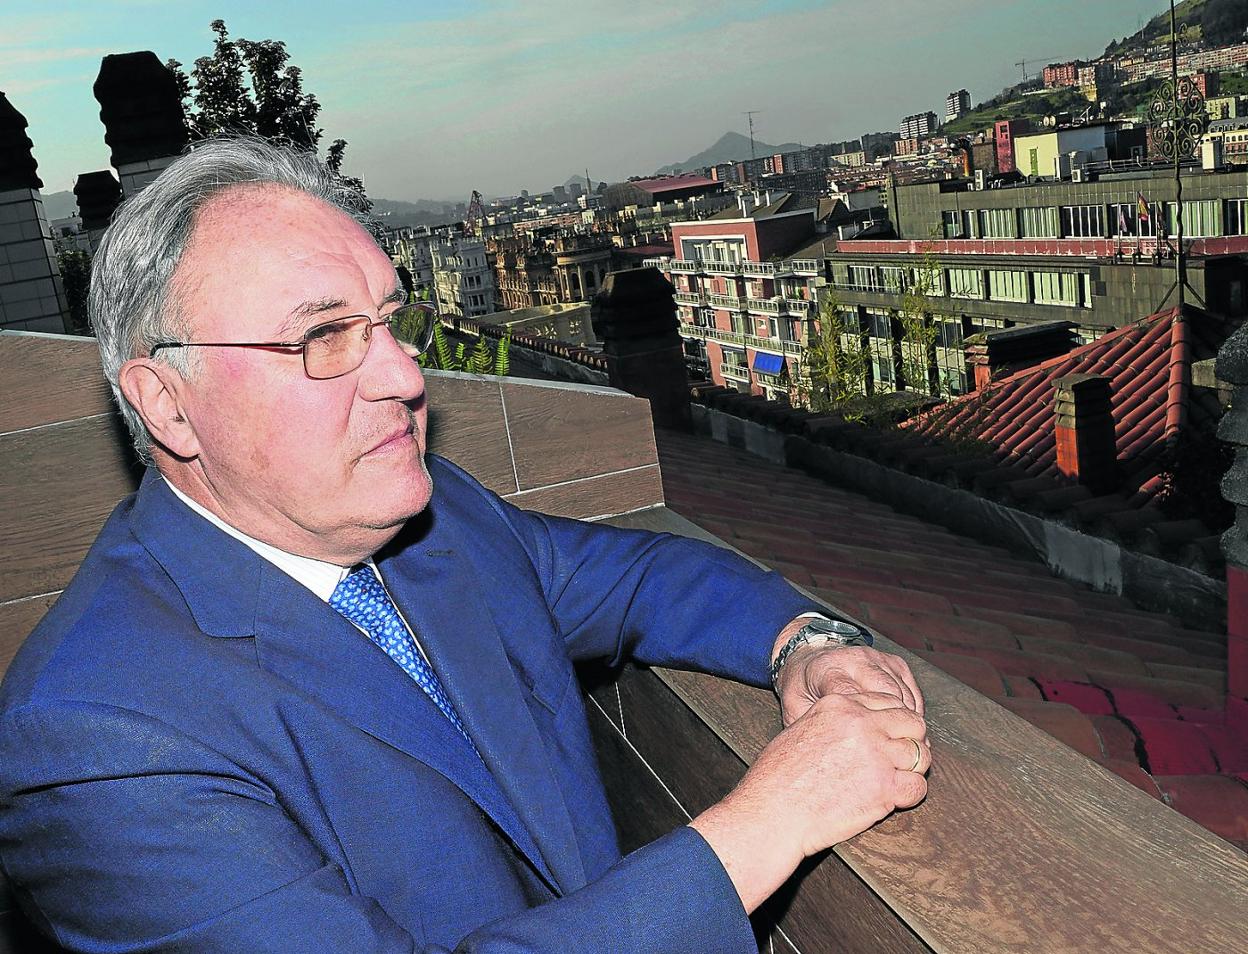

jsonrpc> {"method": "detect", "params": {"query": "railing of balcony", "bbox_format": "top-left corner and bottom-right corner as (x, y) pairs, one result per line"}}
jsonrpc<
(674, 291), (706, 306)
(682, 321), (802, 358)
(704, 260), (743, 275)
(708, 294), (745, 311)
(779, 258), (820, 275)
(785, 298), (813, 316)
(667, 260), (701, 274)
(719, 362), (750, 382)
(746, 297), (782, 315)
(742, 261), (776, 277)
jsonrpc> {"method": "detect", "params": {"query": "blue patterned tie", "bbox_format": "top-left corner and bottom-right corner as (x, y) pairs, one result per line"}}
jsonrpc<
(330, 566), (476, 748)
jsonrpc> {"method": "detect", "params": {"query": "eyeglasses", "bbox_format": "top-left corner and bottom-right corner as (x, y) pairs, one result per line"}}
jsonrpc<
(148, 302), (438, 380)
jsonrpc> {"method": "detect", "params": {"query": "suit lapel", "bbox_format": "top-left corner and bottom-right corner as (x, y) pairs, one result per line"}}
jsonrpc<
(379, 534), (588, 893)
(130, 473), (559, 889)
(250, 566), (555, 888)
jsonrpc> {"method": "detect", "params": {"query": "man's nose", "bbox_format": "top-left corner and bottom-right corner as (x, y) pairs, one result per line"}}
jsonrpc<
(358, 324), (425, 403)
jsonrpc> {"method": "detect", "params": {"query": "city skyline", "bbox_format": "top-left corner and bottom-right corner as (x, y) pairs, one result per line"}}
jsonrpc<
(7, 0), (1169, 202)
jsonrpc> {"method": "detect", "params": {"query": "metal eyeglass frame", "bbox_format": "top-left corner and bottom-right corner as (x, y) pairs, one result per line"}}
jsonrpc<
(148, 302), (438, 380)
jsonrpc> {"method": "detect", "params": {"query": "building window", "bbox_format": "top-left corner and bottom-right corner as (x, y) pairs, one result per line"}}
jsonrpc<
(1020, 207), (1060, 238)
(947, 267), (985, 299)
(1034, 271), (1079, 306)
(865, 309), (895, 389)
(942, 210), (963, 239)
(1109, 201), (1162, 237)
(1168, 199), (1222, 237)
(987, 269), (1028, 302)
(977, 208), (1017, 239)
(1228, 198), (1248, 236)
(849, 265), (882, 292)
(880, 266), (906, 293)
(1060, 205), (1105, 238)
(935, 319), (967, 396)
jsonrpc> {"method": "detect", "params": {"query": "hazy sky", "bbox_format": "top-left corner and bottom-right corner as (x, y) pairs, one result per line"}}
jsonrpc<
(5, 0), (1168, 201)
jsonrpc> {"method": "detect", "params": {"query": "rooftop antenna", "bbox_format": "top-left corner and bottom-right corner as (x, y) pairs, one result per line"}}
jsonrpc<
(585, 168), (592, 193)
(744, 110), (761, 164)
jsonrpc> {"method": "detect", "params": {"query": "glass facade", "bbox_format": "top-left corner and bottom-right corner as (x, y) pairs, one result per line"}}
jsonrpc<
(1034, 271), (1079, 306)
(947, 267), (985, 299)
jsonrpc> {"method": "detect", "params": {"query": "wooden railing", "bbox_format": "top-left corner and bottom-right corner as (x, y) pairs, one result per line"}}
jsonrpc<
(2, 331), (1246, 953)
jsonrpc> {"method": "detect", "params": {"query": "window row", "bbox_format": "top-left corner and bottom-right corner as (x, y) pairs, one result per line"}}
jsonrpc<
(940, 197), (1248, 240)
(836, 264), (1090, 308)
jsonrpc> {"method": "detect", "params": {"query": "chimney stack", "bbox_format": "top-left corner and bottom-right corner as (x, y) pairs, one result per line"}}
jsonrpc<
(966, 320), (1079, 391)
(1053, 373), (1118, 495)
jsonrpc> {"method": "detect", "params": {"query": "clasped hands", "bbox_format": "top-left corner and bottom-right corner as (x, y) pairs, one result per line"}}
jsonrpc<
(689, 620), (931, 914)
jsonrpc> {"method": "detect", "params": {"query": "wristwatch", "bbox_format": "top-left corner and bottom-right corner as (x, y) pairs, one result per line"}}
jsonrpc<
(769, 617), (873, 688)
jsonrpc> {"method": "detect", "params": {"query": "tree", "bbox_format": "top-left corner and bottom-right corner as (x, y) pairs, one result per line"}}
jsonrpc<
(57, 250), (92, 335)
(169, 20), (319, 146)
(797, 291), (871, 414)
(897, 248), (943, 397)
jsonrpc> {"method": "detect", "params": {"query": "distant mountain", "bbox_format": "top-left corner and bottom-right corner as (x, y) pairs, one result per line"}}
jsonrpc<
(371, 196), (467, 228)
(654, 132), (807, 176)
(41, 190), (78, 220)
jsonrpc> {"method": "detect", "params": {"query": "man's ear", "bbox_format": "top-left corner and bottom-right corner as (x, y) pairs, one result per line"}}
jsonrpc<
(117, 358), (201, 459)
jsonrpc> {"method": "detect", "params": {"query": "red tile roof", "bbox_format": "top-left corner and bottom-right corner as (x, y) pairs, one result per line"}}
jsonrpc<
(653, 428), (1245, 851)
(626, 174), (718, 195)
(906, 307), (1228, 508)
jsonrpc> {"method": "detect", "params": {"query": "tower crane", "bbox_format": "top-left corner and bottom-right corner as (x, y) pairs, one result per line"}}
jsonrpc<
(463, 190), (484, 237)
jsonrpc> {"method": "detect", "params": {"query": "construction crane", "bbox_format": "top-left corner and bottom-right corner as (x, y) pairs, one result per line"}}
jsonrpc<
(463, 190), (484, 237)
(1014, 54), (1078, 83)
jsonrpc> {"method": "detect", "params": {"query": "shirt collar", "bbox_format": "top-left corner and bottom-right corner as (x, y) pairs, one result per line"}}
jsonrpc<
(163, 478), (353, 603)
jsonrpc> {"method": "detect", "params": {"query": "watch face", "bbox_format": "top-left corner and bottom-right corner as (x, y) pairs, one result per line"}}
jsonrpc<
(806, 619), (863, 638)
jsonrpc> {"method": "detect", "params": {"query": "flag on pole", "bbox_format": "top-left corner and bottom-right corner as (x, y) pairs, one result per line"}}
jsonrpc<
(1118, 205), (1130, 235)
(1137, 193), (1151, 221)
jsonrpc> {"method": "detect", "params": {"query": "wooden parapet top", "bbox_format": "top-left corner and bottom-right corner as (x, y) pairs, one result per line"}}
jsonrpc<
(594, 507), (1248, 954)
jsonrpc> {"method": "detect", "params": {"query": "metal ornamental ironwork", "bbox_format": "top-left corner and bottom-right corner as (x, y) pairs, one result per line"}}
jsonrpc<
(1147, 74), (1206, 163)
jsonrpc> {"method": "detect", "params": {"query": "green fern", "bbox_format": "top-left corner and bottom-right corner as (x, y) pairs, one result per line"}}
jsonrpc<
(493, 329), (511, 376)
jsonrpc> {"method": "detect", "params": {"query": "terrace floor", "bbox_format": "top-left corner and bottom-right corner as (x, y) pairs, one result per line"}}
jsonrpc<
(653, 426), (1248, 852)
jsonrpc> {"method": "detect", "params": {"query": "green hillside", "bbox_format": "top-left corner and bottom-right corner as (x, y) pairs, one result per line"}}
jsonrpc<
(1103, 0), (1248, 57)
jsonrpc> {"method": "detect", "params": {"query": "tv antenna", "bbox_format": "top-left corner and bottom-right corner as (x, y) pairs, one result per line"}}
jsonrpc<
(743, 110), (762, 163)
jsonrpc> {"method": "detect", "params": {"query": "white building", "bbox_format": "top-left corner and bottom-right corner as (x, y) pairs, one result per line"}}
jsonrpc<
(431, 235), (496, 318)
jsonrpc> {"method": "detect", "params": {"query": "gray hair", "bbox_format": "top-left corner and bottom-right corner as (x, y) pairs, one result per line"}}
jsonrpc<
(90, 135), (372, 463)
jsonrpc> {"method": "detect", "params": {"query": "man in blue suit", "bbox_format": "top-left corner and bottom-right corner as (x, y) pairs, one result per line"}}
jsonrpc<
(0, 138), (929, 952)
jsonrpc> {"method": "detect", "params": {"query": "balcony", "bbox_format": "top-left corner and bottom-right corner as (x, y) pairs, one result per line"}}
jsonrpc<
(785, 298), (813, 316)
(708, 294), (745, 311)
(640, 257), (669, 269)
(746, 297), (782, 316)
(719, 362), (751, 383)
(667, 260), (701, 274)
(674, 290), (706, 306)
(779, 258), (820, 275)
(703, 260), (743, 276)
(742, 261), (776, 278)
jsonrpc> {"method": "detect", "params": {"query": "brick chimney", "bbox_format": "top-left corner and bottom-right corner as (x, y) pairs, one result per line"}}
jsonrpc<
(1216, 322), (1248, 736)
(591, 267), (691, 430)
(966, 320), (1079, 391)
(1053, 373), (1118, 495)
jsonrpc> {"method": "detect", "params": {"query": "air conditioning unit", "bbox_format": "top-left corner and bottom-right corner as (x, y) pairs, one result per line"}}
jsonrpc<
(1071, 167), (1085, 183)
(974, 169), (986, 190)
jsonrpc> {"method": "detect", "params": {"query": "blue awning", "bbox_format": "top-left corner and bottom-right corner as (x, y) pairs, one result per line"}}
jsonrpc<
(752, 352), (785, 374)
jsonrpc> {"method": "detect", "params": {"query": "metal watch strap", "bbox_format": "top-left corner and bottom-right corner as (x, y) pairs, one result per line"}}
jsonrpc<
(769, 618), (873, 688)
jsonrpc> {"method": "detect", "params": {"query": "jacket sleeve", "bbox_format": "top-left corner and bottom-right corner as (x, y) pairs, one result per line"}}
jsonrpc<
(447, 460), (825, 688)
(0, 702), (755, 954)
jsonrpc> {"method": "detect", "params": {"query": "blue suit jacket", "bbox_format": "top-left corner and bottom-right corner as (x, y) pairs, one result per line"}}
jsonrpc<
(0, 455), (820, 952)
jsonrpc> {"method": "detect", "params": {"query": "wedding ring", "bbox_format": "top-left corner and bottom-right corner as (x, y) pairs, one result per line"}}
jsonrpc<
(906, 737), (923, 773)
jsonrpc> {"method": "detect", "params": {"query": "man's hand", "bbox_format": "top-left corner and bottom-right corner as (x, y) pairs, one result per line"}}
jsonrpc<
(690, 690), (930, 913)
(771, 618), (923, 726)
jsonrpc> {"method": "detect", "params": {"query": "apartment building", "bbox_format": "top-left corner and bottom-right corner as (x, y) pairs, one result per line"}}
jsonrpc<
(644, 194), (826, 399)
(901, 112), (938, 140)
(431, 234), (496, 318)
(827, 168), (1248, 395)
(945, 89), (971, 123)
